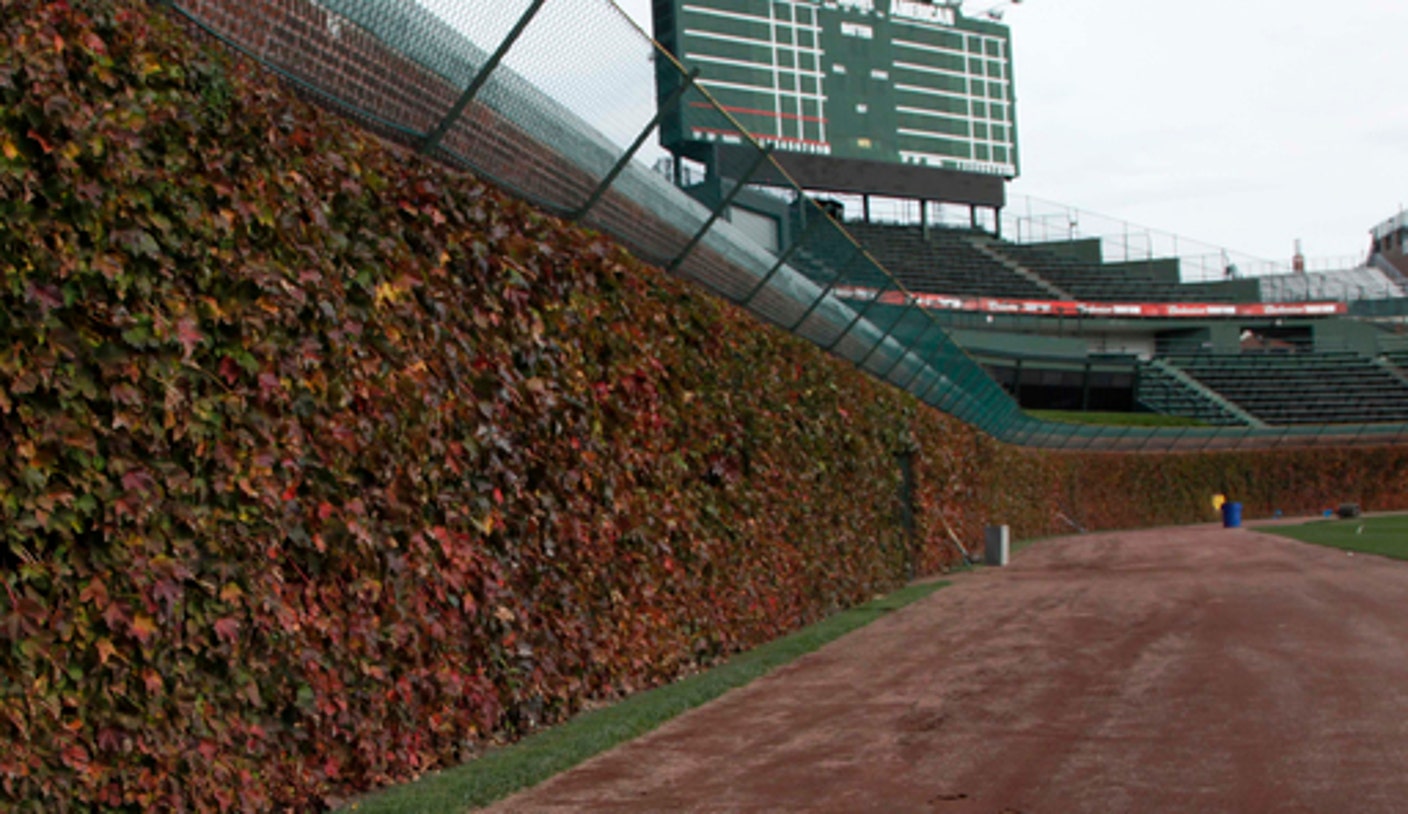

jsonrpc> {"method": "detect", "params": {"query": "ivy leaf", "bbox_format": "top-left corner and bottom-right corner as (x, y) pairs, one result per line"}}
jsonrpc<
(117, 228), (161, 259)
(27, 283), (63, 315)
(175, 317), (203, 359)
(78, 578), (109, 608)
(94, 638), (120, 666)
(213, 617), (239, 645)
(60, 745), (89, 772)
(121, 469), (154, 495)
(101, 601), (129, 633)
(110, 383), (141, 407)
(129, 613), (158, 645)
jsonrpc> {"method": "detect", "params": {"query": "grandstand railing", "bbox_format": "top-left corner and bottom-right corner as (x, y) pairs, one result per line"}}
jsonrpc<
(1001, 196), (1370, 286)
(161, 0), (1408, 451)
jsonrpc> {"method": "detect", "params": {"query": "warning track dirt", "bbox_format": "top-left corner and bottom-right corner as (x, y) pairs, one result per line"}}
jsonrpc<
(488, 523), (1408, 813)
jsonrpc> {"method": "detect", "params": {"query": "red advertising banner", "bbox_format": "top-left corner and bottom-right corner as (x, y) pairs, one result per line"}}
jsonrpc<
(832, 287), (1348, 319)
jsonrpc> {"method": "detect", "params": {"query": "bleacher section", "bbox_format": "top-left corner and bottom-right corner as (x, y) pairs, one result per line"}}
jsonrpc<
(842, 223), (1054, 300)
(976, 238), (1257, 304)
(1382, 350), (1408, 370)
(1259, 265), (1405, 303)
(1135, 360), (1250, 426)
(800, 219), (1408, 428)
(1163, 352), (1408, 426)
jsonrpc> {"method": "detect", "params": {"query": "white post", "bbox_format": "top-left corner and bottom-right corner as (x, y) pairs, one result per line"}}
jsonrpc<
(985, 525), (1011, 567)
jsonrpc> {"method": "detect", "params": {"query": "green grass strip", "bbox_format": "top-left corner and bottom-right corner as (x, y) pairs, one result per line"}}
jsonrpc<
(1027, 409), (1207, 427)
(342, 580), (948, 813)
(1262, 514), (1408, 560)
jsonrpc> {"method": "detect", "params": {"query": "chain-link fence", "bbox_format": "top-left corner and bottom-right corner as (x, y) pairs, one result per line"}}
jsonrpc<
(163, 0), (1408, 451)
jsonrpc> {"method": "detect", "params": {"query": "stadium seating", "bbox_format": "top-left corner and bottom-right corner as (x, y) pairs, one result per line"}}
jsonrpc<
(976, 238), (1255, 304)
(833, 224), (1261, 304)
(1162, 352), (1408, 426)
(1134, 360), (1250, 426)
(841, 223), (1055, 300)
(1383, 350), (1408, 375)
(1259, 265), (1405, 303)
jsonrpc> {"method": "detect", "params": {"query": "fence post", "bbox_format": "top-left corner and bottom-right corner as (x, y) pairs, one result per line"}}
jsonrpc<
(740, 214), (828, 306)
(823, 283), (886, 353)
(895, 335), (943, 393)
(914, 367), (951, 404)
(876, 322), (938, 382)
(854, 300), (921, 371)
(787, 246), (864, 332)
(667, 147), (772, 273)
(574, 68), (700, 221)
(419, 0), (549, 156)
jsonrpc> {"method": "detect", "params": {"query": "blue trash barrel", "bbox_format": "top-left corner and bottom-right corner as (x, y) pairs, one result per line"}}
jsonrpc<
(1221, 501), (1243, 528)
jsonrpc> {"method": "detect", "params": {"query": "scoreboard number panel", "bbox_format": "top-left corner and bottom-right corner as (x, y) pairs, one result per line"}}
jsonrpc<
(653, 0), (1019, 178)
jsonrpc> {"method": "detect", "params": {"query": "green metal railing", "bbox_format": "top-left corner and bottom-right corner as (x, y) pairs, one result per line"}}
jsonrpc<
(162, 0), (1408, 451)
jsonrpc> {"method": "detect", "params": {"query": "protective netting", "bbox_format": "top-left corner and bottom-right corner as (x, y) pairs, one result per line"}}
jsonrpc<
(164, 0), (1408, 451)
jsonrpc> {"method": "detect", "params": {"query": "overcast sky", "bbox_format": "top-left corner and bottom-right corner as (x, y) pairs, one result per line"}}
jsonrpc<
(613, 0), (1408, 263)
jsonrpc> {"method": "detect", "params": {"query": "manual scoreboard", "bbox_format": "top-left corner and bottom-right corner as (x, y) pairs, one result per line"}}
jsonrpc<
(653, 0), (1019, 178)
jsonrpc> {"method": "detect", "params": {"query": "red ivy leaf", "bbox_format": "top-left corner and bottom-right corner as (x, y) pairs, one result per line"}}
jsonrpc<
(81, 31), (107, 56)
(213, 617), (239, 645)
(60, 745), (89, 771)
(27, 283), (63, 315)
(101, 601), (129, 632)
(79, 578), (109, 608)
(219, 356), (241, 385)
(175, 317), (203, 359)
(121, 469), (154, 495)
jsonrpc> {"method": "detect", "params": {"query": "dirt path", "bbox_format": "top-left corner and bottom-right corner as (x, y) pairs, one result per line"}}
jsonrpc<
(486, 523), (1408, 813)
